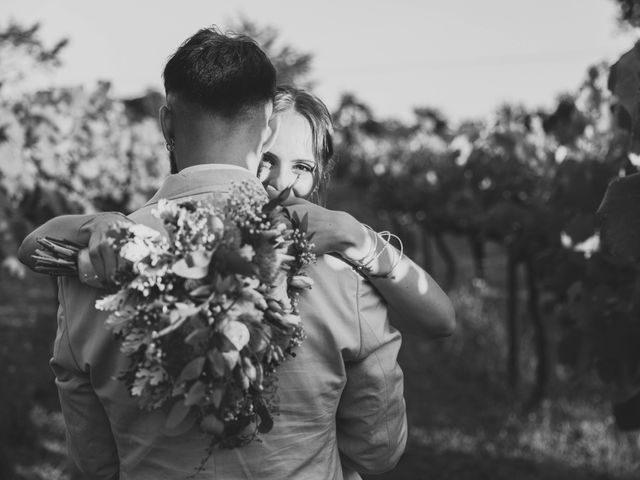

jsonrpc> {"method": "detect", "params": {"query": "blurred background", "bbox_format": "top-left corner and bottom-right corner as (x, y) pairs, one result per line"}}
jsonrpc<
(1, 1), (640, 478)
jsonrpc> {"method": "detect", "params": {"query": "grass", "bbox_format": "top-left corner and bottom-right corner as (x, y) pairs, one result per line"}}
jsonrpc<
(0, 271), (81, 479)
(367, 281), (640, 479)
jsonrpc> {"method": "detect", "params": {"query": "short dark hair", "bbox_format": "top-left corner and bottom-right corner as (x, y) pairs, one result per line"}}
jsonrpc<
(163, 27), (276, 116)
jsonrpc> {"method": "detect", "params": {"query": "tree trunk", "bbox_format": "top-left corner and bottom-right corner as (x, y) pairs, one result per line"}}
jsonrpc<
(389, 214), (415, 259)
(468, 234), (485, 280)
(525, 258), (550, 408)
(419, 226), (434, 272)
(434, 232), (457, 289)
(507, 252), (520, 390)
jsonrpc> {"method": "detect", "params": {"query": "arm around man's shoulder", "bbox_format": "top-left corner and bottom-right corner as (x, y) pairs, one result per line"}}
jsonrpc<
(336, 273), (408, 475)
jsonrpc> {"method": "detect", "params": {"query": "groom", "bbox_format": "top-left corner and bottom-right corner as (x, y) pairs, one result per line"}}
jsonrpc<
(20, 27), (406, 479)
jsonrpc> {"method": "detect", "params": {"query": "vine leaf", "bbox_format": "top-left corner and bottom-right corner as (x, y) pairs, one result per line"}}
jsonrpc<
(597, 172), (640, 261)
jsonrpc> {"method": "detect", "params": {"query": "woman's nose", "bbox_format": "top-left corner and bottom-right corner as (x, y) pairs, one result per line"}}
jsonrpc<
(271, 167), (297, 191)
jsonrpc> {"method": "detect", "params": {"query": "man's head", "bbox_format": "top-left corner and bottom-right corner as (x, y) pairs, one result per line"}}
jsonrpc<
(160, 27), (278, 173)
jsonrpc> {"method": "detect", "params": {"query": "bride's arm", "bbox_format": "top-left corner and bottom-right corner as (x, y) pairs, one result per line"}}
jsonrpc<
(351, 228), (456, 337)
(282, 197), (455, 338)
(18, 212), (130, 280)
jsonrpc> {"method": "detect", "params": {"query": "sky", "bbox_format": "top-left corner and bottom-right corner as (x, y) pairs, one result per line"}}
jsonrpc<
(4, 0), (639, 123)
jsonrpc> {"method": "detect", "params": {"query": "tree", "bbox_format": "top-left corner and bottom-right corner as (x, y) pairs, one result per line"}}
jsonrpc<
(0, 21), (67, 93)
(227, 16), (314, 88)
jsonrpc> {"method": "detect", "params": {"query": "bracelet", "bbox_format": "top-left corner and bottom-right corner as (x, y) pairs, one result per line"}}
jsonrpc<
(353, 224), (378, 266)
(366, 231), (404, 279)
(350, 227), (404, 280)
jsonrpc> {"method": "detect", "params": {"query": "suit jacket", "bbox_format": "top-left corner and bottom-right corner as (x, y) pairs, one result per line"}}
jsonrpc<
(51, 164), (407, 480)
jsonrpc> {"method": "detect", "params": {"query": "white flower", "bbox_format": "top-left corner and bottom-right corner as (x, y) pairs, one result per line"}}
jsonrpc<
(120, 239), (152, 263)
(171, 249), (212, 279)
(95, 290), (130, 311)
(221, 320), (251, 351)
(129, 224), (161, 239)
(238, 245), (255, 261)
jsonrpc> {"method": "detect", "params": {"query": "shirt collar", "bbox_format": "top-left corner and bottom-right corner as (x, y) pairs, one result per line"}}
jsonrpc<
(179, 163), (250, 175)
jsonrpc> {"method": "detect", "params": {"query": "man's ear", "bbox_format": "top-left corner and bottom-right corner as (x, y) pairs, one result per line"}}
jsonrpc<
(261, 113), (281, 154)
(159, 104), (174, 144)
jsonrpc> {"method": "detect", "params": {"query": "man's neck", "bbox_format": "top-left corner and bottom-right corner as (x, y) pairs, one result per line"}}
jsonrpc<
(177, 143), (259, 173)
(174, 126), (261, 174)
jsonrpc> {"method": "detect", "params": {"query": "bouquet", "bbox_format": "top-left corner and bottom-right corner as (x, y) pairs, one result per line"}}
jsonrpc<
(33, 181), (315, 451)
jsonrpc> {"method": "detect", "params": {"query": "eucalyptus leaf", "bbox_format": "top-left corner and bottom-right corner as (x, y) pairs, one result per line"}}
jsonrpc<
(207, 350), (227, 378)
(176, 356), (206, 384)
(185, 328), (209, 346)
(184, 380), (206, 407)
(165, 400), (191, 430)
(200, 414), (225, 436)
(211, 384), (226, 409)
(256, 399), (274, 433)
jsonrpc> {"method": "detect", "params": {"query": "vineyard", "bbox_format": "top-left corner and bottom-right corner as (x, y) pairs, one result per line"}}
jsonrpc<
(1, 6), (640, 479)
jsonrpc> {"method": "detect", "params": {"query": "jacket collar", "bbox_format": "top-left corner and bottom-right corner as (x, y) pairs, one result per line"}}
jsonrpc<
(145, 164), (262, 206)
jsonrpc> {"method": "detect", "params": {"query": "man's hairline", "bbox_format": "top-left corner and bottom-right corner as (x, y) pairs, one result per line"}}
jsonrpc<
(165, 91), (274, 120)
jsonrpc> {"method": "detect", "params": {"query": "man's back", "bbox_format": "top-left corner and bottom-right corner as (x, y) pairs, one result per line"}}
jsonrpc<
(51, 167), (406, 479)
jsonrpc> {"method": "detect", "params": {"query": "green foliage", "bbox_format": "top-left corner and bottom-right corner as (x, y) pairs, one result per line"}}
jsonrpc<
(334, 59), (640, 425)
(0, 21), (169, 278)
(612, 0), (640, 28)
(0, 21), (67, 91)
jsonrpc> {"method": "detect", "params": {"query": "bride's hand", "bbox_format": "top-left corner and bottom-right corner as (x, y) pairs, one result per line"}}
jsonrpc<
(273, 190), (371, 259)
(78, 212), (133, 288)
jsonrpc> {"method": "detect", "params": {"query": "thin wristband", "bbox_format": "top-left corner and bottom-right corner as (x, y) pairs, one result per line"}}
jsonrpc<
(353, 224), (378, 265)
(368, 232), (404, 279)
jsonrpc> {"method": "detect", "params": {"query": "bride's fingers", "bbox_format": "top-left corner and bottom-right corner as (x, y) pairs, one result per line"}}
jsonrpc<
(265, 185), (279, 199)
(99, 243), (118, 287)
(279, 194), (311, 207)
(88, 244), (106, 286)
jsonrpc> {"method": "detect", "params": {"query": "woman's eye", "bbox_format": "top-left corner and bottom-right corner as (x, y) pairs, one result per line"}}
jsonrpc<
(293, 163), (314, 173)
(260, 154), (276, 166)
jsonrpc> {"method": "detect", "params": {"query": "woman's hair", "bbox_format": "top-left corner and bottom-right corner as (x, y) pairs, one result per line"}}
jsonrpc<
(273, 85), (335, 203)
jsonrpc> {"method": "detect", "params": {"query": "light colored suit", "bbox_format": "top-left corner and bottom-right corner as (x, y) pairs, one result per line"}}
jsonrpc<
(51, 165), (407, 479)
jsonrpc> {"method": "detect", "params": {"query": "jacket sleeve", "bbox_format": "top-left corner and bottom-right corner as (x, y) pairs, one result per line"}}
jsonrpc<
(50, 282), (120, 480)
(336, 276), (408, 475)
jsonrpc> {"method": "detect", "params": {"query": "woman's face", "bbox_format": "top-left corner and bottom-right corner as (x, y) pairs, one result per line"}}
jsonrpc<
(257, 109), (317, 199)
